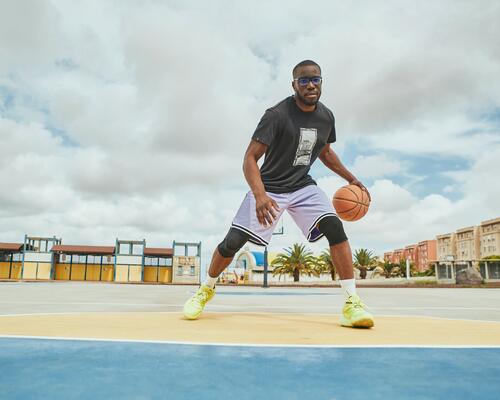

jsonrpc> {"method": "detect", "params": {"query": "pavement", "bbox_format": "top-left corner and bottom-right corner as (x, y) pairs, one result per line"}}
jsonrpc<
(1, 281), (500, 345)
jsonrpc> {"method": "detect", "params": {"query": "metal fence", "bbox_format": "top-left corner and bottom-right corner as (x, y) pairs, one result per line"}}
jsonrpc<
(479, 261), (500, 280)
(437, 263), (453, 280)
(437, 261), (500, 281)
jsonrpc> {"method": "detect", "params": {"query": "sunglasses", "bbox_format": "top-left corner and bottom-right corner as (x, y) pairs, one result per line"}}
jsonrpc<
(294, 76), (322, 86)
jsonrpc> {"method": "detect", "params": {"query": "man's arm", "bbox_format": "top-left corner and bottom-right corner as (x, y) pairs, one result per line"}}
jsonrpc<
(243, 139), (280, 226)
(319, 143), (371, 200)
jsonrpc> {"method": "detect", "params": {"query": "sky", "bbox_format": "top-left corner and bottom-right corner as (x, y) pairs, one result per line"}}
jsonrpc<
(1, 0), (499, 270)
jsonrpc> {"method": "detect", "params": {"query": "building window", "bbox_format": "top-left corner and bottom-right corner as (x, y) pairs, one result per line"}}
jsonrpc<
(177, 266), (183, 276)
(102, 256), (114, 265)
(74, 255), (87, 264)
(190, 266), (195, 276)
(144, 257), (156, 266)
(87, 255), (101, 264)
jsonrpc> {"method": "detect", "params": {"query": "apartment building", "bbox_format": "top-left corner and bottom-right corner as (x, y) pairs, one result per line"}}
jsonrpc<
(382, 216), (499, 280)
(416, 240), (437, 272)
(455, 226), (480, 263)
(403, 244), (418, 265)
(383, 252), (393, 263)
(436, 232), (457, 262)
(384, 241), (436, 272)
(480, 217), (500, 258)
(393, 249), (404, 264)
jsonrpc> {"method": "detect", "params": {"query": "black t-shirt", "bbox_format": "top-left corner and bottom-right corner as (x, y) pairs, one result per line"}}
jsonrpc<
(252, 96), (336, 194)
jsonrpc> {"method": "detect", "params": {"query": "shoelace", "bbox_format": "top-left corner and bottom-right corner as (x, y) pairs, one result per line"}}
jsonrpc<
(193, 290), (209, 304)
(347, 297), (371, 311)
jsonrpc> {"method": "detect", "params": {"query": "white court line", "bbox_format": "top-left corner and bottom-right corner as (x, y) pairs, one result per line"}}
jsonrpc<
(1, 310), (500, 324)
(0, 301), (167, 306)
(0, 311), (191, 317)
(0, 334), (499, 348)
(373, 306), (500, 311)
(2, 301), (500, 311)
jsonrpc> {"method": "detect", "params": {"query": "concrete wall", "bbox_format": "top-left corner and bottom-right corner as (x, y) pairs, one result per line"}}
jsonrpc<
(144, 267), (172, 283)
(22, 262), (52, 280)
(0, 262), (22, 279)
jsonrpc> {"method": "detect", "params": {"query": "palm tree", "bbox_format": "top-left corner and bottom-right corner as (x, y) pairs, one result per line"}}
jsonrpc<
(353, 248), (377, 279)
(395, 259), (415, 277)
(316, 249), (336, 281)
(271, 243), (318, 282)
(380, 260), (397, 278)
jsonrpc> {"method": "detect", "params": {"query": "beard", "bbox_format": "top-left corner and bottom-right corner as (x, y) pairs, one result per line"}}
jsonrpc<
(295, 90), (320, 106)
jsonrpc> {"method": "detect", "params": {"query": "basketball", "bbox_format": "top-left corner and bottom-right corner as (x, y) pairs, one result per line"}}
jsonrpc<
(332, 184), (370, 221)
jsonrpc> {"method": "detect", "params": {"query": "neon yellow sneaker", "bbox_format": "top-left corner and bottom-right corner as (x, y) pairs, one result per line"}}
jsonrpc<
(183, 285), (215, 320)
(340, 293), (374, 328)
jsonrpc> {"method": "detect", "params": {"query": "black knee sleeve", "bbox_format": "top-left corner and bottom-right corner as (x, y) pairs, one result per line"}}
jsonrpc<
(318, 216), (348, 246)
(217, 228), (250, 258)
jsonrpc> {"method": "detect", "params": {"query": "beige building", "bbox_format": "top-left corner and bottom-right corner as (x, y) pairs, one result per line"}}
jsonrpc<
(172, 255), (201, 284)
(435, 217), (500, 282)
(455, 226), (480, 262)
(436, 233), (457, 280)
(480, 217), (500, 258)
(436, 232), (457, 262)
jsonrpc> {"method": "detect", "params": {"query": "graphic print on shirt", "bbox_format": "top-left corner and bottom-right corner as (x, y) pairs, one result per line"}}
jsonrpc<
(293, 128), (317, 166)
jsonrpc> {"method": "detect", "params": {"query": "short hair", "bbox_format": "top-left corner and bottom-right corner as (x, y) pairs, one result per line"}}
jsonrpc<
(292, 60), (321, 78)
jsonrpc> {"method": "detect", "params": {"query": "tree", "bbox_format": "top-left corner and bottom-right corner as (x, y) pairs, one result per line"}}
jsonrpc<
(393, 259), (416, 277)
(316, 249), (337, 281)
(271, 243), (318, 282)
(380, 260), (397, 278)
(353, 248), (378, 279)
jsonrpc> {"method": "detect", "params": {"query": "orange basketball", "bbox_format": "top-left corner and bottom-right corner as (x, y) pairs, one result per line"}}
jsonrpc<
(332, 184), (370, 221)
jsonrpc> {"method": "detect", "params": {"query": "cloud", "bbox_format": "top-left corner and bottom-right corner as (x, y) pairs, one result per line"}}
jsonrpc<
(0, 0), (499, 269)
(351, 154), (407, 179)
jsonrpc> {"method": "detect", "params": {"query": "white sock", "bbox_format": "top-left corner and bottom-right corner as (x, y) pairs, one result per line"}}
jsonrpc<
(203, 275), (218, 289)
(339, 279), (356, 298)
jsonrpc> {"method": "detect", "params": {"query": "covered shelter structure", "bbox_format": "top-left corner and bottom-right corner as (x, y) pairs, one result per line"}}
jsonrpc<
(22, 235), (61, 280)
(114, 239), (145, 283)
(52, 245), (116, 281)
(0, 243), (26, 279)
(143, 247), (174, 283)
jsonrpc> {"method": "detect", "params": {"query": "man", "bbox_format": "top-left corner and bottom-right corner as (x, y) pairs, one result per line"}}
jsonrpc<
(183, 60), (374, 328)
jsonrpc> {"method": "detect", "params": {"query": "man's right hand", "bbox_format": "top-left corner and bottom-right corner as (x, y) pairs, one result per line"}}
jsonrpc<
(255, 193), (280, 227)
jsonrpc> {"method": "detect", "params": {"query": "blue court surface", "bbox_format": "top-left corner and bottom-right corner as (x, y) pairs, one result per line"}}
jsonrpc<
(1, 337), (499, 400)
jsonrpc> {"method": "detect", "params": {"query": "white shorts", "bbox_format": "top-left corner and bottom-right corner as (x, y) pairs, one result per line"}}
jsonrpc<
(231, 184), (336, 246)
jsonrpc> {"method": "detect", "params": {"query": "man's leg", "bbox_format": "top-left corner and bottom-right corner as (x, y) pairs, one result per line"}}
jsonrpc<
(329, 239), (356, 294)
(204, 247), (234, 288)
(317, 217), (356, 295)
(317, 217), (374, 328)
(184, 189), (284, 319)
(183, 228), (249, 320)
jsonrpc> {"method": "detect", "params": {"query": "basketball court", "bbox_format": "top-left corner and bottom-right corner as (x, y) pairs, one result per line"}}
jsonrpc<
(1, 282), (499, 399)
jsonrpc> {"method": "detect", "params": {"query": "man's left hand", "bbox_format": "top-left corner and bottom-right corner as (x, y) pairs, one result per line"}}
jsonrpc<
(349, 179), (371, 201)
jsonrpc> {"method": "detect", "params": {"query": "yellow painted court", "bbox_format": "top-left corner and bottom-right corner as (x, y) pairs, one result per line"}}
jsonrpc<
(1, 312), (500, 346)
